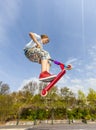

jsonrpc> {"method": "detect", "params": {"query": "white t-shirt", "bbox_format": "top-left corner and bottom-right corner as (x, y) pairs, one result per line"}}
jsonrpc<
(24, 33), (43, 49)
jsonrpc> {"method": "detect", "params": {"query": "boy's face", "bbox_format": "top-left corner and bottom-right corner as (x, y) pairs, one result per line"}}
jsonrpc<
(42, 38), (49, 44)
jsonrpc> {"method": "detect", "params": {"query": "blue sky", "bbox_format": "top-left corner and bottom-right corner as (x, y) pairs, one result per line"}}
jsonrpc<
(0, 0), (96, 94)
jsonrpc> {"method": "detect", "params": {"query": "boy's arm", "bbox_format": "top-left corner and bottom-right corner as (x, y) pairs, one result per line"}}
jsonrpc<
(29, 32), (41, 48)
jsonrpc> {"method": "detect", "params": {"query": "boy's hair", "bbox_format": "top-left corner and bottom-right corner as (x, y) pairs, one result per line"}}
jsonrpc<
(41, 34), (50, 43)
(41, 34), (49, 39)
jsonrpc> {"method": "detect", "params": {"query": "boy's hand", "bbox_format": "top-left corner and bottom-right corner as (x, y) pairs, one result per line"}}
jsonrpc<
(36, 43), (41, 48)
(29, 32), (42, 48)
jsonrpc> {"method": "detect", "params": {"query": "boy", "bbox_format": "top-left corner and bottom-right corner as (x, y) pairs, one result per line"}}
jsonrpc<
(24, 32), (56, 81)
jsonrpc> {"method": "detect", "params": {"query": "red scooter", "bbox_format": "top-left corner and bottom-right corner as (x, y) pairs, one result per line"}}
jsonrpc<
(41, 59), (72, 97)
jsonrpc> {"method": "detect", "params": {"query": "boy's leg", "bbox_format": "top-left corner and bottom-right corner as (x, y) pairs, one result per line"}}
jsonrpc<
(39, 59), (56, 80)
(46, 62), (50, 72)
(41, 59), (50, 72)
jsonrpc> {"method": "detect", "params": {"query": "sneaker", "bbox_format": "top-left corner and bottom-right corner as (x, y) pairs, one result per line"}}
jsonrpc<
(39, 71), (57, 81)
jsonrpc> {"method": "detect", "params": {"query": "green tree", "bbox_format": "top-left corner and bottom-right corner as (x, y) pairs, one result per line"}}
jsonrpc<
(60, 87), (76, 108)
(87, 88), (96, 120)
(0, 81), (10, 95)
(77, 90), (87, 107)
(87, 88), (96, 105)
(0, 95), (13, 122)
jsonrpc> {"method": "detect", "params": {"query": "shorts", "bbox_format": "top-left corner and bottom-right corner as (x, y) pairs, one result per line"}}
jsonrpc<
(24, 47), (51, 65)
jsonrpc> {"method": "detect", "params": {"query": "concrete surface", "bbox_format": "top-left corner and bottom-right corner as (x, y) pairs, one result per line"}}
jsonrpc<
(0, 123), (96, 130)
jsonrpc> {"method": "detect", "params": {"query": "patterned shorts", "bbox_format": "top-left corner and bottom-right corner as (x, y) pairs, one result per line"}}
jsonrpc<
(24, 47), (51, 64)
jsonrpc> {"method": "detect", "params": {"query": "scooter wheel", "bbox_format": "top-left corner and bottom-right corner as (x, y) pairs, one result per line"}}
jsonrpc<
(41, 89), (48, 97)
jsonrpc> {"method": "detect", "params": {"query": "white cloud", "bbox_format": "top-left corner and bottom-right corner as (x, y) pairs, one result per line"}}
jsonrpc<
(85, 78), (96, 88)
(19, 77), (40, 91)
(71, 79), (82, 84)
(58, 76), (96, 95)
(65, 58), (78, 65)
(65, 57), (83, 71)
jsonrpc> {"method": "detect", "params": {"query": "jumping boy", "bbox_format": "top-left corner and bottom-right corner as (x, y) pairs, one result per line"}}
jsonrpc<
(24, 32), (56, 81)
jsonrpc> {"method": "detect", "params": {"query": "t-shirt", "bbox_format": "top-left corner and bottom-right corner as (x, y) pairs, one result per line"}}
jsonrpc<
(24, 33), (43, 49)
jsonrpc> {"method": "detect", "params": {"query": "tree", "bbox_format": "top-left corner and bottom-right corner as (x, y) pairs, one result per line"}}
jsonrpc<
(0, 81), (10, 95)
(0, 94), (13, 122)
(22, 81), (38, 95)
(77, 90), (87, 107)
(87, 88), (96, 105)
(87, 88), (96, 120)
(60, 87), (76, 108)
